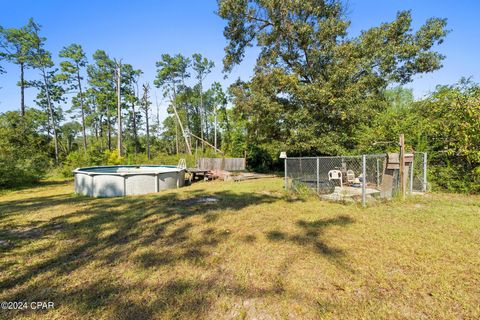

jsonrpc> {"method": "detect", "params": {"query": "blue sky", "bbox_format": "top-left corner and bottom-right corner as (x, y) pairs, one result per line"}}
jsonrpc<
(0, 0), (478, 119)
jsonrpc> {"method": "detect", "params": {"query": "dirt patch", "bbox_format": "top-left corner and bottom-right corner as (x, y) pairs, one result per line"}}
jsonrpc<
(179, 196), (220, 206)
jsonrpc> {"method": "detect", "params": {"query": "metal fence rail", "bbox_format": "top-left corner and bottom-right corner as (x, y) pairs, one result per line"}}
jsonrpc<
(285, 153), (427, 206)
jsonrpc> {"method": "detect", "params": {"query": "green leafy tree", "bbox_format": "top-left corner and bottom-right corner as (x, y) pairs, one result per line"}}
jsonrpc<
(357, 80), (480, 193)
(121, 64), (143, 154)
(0, 18), (39, 116)
(28, 21), (62, 163)
(58, 43), (88, 153)
(208, 82), (227, 152)
(154, 54), (192, 154)
(192, 53), (215, 145)
(84, 87), (102, 146)
(0, 109), (51, 186)
(141, 83), (152, 159)
(356, 87), (420, 154)
(59, 121), (82, 154)
(416, 79), (480, 192)
(218, 0), (449, 159)
(32, 69), (66, 159)
(87, 50), (116, 151)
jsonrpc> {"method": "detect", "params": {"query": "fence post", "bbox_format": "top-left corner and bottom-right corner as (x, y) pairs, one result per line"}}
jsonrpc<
(423, 152), (428, 192)
(409, 161), (414, 194)
(362, 155), (366, 207)
(376, 158), (380, 188)
(316, 157), (320, 194)
(284, 157), (288, 191)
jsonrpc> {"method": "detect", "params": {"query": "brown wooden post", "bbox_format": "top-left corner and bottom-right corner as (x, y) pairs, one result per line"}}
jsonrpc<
(399, 134), (406, 199)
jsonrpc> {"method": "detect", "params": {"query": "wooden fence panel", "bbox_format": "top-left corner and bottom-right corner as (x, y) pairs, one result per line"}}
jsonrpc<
(197, 158), (246, 171)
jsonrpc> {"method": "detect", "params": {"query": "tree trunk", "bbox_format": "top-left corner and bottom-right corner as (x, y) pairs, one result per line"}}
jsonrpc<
(171, 87), (192, 155)
(116, 64), (122, 157)
(133, 82), (140, 154)
(20, 63), (25, 117)
(145, 109), (150, 160)
(175, 118), (179, 155)
(99, 114), (104, 150)
(42, 69), (59, 163)
(107, 110), (111, 151)
(199, 80), (205, 150)
(76, 69), (88, 154)
(92, 95), (100, 145)
(155, 92), (160, 138)
(214, 104), (218, 153)
(93, 100), (99, 142)
(132, 102), (138, 154)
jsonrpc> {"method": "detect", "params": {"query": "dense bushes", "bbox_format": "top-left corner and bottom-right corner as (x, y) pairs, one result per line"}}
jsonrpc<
(0, 110), (51, 187)
(357, 81), (480, 193)
(416, 80), (480, 192)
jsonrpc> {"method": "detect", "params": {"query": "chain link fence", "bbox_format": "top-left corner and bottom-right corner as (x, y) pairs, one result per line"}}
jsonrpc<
(284, 153), (427, 206)
(410, 152), (428, 193)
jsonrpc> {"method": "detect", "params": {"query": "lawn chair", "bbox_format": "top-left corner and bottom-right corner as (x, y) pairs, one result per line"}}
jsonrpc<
(346, 170), (355, 184)
(328, 170), (343, 188)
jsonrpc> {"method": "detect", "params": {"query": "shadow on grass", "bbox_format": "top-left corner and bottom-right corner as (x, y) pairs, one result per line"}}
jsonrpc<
(265, 215), (355, 268)
(0, 187), (293, 319)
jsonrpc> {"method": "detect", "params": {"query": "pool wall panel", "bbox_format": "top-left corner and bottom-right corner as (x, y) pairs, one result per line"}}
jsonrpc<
(73, 167), (186, 197)
(75, 173), (93, 196)
(126, 174), (156, 195)
(92, 175), (125, 197)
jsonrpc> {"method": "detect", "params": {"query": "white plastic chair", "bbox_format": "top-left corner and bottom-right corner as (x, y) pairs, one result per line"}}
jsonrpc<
(346, 170), (355, 184)
(328, 170), (343, 188)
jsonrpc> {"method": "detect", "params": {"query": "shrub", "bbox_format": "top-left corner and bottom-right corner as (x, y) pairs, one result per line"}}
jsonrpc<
(0, 110), (51, 187)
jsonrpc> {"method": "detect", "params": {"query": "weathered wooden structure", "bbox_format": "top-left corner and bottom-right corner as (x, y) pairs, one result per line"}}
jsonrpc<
(196, 157), (246, 171)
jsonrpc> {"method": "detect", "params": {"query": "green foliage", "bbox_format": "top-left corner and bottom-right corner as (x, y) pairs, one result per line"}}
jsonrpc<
(218, 0), (448, 156)
(416, 80), (480, 192)
(60, 144), (199, 178)
(59, 143), (106, 177)
(1, 11), (477, 197)
(357, 81), (480, 193)
(0, 18), (39, 67)
(0, 110), (51, 186)
(104, 149), (125, 165)
(246, 145), (274, 173)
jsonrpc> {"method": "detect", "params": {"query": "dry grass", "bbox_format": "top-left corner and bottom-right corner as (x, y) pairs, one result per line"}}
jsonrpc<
(0, 178), (479, 319)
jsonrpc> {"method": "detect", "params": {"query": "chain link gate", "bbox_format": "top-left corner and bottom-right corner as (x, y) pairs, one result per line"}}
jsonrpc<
(284, 153), (427, 206)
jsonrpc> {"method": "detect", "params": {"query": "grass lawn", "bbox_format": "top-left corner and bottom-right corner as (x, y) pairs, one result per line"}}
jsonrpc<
(0, 178), (479, 319)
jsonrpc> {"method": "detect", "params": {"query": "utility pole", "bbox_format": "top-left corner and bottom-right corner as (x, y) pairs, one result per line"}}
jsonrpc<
(116, 61), (122, 157)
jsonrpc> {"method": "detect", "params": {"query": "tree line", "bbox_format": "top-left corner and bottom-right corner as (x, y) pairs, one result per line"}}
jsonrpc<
(0, 19), (235, 185)
(1, 1), (479, 192)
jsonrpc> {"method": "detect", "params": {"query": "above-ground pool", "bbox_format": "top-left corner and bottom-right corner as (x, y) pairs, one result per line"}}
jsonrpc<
(73, 165), (186, 197)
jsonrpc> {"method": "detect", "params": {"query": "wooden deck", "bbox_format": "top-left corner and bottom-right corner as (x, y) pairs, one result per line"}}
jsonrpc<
(186, 168), (211, 182)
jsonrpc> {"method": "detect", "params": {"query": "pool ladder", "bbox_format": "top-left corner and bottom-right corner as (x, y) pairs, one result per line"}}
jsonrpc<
(177, 158), (187, 170)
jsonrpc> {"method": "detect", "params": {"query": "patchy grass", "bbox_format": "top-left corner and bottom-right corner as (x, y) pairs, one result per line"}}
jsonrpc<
(0, 178), (479, 319)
